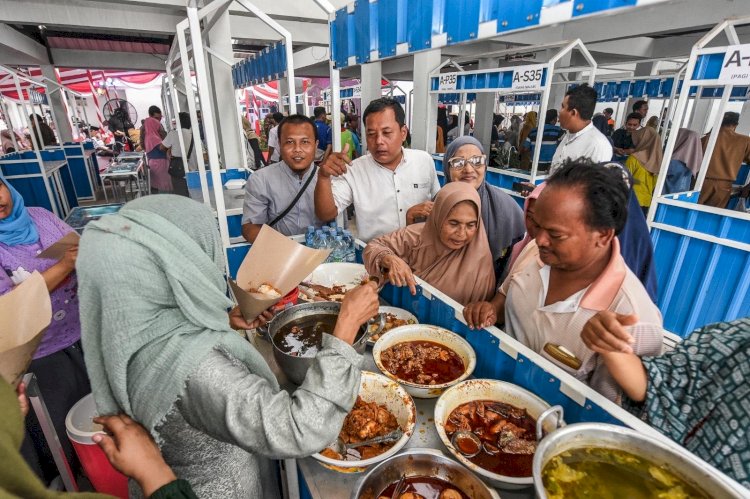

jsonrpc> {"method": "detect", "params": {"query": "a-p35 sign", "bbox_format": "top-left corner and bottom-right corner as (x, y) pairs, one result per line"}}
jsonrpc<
(438, 72), (458, 91)
(512, 65), (545, 91)
(718, 45), (750, 85)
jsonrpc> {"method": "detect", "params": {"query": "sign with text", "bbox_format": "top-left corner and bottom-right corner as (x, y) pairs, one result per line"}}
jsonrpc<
(352, 85), (362, 98)
(718, 44), (750, 85)
(512, 64), (545, 91)
(438, 72), (458, 91)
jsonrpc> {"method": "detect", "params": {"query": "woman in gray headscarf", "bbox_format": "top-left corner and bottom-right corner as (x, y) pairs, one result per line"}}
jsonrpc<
(443, 136), (525, 282)
(77, 195), (379, 498)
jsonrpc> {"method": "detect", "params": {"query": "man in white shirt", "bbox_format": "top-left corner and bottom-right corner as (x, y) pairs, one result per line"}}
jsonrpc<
(550, 84), (613, 174)
(314, 97), (440, 242)
(161, 112), (197, 197)
(266, 112), (285, 163)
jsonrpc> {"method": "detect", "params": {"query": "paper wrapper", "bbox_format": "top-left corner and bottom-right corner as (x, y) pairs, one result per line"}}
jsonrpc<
(37, 232), (80, 260)
(0, 272), (52, 387)
(229, 225), (330, 321)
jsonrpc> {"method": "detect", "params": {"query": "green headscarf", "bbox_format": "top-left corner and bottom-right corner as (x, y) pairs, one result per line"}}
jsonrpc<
(77, 195), (278, 436)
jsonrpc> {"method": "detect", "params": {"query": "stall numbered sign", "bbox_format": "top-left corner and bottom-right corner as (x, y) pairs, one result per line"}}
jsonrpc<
(512, 64), (545, 91)
(438, 72), (458, 91)
(718, 44), (750, 85)
(352, 85), (362, 98)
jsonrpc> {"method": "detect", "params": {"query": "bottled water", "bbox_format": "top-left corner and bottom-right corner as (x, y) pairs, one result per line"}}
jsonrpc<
(331, 236), (346, 263)
(305, 226), (315, 247)
(312, 229), (324, 249)
(342, 230), (356, 263)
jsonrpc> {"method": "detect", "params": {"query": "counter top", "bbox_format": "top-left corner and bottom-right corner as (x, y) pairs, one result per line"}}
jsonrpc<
(188, 186), (245, 214)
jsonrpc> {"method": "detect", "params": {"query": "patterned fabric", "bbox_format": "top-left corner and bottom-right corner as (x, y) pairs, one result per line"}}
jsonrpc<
(624, 318), (750, 488)
(0, 207), (80, 359)
(0, 173), (39, 246)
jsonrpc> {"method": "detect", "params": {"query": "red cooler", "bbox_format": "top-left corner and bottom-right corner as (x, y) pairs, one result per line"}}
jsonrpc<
(66, 394), (129, 498)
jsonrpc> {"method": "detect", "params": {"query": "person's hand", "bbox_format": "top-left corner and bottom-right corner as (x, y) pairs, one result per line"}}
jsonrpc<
(463, 301), (497, 330)
(93, 414), (176, 497)
(381, 254), (416, 295)
(229, 306), (274, 331)
(741, 183), (750, 199)
(59, 245), (78, 272)
(581, 311), (637, 354)
(613, 147), (624, 156)
(518, 182), (536, 197)
(16, 382), (29, 418)
(334, 281), (380, 344)
(319, 143), (352, 178)
(405, 201), (434, 225)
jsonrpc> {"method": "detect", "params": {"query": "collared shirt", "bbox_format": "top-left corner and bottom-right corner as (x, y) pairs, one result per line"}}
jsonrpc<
(331, 148), (440, 242)
(241, 161), (321, 236)
(267, 125), (280, 162)
(503, 238), (663, 403)
(550, 122), (613, 173)
(315, 119), (331, 152)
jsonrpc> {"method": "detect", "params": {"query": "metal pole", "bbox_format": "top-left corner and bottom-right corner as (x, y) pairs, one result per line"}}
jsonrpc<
(694, 89), (731, 193)
(13, 74), (41, 152)
(186, 8), (231, 247)
(234, 0), (297, 113)
(234, 88), (250, 170)
(176, 23), (211, 206)
(0, 96), (20, 152)
(166, 67), (189, 177)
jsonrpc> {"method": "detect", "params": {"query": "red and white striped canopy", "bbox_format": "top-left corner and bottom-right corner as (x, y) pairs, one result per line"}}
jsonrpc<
(0, 67), (162, 100)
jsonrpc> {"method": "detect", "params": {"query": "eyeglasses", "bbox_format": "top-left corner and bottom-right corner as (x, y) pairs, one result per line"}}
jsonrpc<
(447, 155), (486, 170)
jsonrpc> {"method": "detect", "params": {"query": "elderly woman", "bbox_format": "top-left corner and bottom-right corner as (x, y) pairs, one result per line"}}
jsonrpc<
(363, 181), (495, 305)
(77, 195), (379, 498)
(463, 160), (663, 403)
(442, 136), (525, 282)
(0, 174), (89, 482)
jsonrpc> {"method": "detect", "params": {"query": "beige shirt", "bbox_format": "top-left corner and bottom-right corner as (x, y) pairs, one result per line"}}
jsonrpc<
(502, 239), (663, 403)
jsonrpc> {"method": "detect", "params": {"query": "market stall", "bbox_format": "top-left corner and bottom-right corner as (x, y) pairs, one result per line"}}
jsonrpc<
(428, 40), (596, 206)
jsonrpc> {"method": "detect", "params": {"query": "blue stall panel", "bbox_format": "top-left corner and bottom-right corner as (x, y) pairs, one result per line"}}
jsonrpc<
(63, 144), (94, 200)
(377, 0), (398, 58)
(407, 0), (433, 51)
(354, 0), (373, 63)
(573, 0), (636, 16)
(443, 0), (480, 44)
(493, 0), (543, 32)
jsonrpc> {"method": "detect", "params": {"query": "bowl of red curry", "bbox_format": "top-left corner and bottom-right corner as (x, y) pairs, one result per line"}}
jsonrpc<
(372, 325), (476, 398)
(434, 379), (565, 489)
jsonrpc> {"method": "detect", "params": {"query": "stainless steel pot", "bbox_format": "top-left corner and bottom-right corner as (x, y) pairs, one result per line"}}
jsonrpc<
(267, 301), (384, 385)
(533, 423), (746, 498)
(351, 448), (500, 499)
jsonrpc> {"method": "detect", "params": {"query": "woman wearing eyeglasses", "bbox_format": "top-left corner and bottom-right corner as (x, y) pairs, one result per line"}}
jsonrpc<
(442, 136), (525, 283)
(363, 181), (496, 305)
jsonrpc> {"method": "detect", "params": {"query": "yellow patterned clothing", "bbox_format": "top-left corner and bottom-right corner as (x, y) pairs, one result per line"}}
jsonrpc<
(625, 155), (657, 208)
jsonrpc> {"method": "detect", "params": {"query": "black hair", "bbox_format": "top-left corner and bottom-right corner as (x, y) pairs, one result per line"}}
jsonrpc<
(493, 114), (505, 126)
(313, 106), (326, 119)
(277, 114), (318, 143)
(362, 97), (406, 128)
(632, 100), (648, 113)
(178, 112), (191, 129)
(626, 112), (642, 123)
(603, 107), (614, 115)
(545, 109), (558, 125)
(564, 84), (597, 121)
(545, 159), (629, 235)
(722, 111), (740, 128)
(272, 112), (285, 123)
(148, 105), (162, 117)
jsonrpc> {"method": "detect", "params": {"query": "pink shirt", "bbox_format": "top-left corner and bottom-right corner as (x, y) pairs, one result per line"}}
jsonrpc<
(503, 238), (663, 403)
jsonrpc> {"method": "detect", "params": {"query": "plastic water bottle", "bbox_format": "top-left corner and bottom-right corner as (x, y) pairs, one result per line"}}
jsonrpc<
(305, 226), (315, 247)
(331, 236), (346, 263)
(312, 229), (324, 249)
(343, 230), (356, 263)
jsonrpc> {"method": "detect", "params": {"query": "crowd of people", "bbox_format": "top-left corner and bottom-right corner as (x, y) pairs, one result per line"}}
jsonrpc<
(2, 86), (750, 498)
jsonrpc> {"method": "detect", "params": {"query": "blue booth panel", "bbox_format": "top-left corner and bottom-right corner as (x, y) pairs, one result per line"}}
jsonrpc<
(63, 143), (94, 200)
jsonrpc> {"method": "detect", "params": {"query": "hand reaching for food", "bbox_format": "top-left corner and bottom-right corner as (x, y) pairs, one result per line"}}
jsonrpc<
(334, 281), (380, 344)
(381, 254), (417, 295)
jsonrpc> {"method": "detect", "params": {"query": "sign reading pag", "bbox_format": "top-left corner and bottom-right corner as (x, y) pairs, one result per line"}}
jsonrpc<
(512, 64), (545, 91)
(718, 44), (750, 85)
(438, 72), (458, 91)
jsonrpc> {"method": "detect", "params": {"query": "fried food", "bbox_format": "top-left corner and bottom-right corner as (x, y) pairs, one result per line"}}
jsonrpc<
(247, 282), (282, 299)
(322, 396), (399, 461)
(369, 313), (417, 342)
(381, 341), (464, 385)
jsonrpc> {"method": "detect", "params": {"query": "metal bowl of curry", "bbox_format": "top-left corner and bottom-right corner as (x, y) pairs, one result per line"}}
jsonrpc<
(372, 325), (476, 398)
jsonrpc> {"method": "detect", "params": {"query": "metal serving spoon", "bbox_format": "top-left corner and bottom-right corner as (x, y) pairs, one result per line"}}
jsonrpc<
(329, 428), (404, 457)
(450, 430), (482, 458)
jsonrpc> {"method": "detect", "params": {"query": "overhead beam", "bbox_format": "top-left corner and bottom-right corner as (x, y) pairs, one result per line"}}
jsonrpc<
(228, 15), (329, 45)
(50, 48), (167, 71)
(0, 23), (49, 65)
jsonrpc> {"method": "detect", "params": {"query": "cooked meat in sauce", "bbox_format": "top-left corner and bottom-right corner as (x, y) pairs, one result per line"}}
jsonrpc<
(445, 400), (538, 477)
(320, 397), (400, 461)
(377, 476), (469, 499)
(368, 313), (417, 342)
(381, 341), (464, 385)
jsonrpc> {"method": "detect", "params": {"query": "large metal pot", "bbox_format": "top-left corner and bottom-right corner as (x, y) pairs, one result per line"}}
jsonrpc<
(267, 302), (383, 385)
(351, 448), (500, 499)
(533, 423), (746, 498)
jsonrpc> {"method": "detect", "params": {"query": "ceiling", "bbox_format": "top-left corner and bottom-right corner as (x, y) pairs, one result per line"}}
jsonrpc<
(0, 0), (748, 82)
